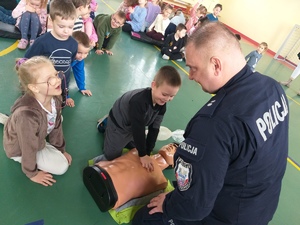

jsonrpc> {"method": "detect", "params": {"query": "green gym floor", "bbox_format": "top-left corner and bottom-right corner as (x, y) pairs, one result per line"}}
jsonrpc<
(1, 0), (300, 224)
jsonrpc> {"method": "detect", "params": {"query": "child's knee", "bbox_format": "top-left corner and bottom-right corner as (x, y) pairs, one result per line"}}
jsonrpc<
(53, 161), (69, 175)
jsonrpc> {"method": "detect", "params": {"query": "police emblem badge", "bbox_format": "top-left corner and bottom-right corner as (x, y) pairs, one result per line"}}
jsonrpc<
(175, 157), (192, 191)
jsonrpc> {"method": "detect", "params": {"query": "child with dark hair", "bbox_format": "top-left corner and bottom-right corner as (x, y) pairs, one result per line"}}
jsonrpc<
(93, 10), (126, 55)
(161, 23), (186, 61)
(71, 31), (92, 97)
(71, 0), (91, 32)
(93, 66), (182, 172)
(206, 3), (222, 21)
(164, 8), (185, 38)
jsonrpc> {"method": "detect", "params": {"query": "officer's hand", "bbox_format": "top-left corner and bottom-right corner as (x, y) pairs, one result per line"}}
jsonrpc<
(148, 193), (168, 214)
(140, 155), (154, 172)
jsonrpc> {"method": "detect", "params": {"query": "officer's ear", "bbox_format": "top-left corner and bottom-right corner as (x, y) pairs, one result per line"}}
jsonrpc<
(210, 56), (222, 77)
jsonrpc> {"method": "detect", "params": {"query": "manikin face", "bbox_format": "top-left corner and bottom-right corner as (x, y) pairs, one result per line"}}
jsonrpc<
(75, 44), (90, 61)
(151, 81), (179, 106)
(51, 16), (75, 40)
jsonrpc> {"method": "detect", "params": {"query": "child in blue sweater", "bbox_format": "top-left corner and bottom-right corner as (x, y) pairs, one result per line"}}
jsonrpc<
(245, 42), (268, 72)
(122, 0), (147, 33)
(71, 31), (92, 100)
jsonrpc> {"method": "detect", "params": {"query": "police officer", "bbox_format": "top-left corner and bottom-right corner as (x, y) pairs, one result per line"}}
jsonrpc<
(132, 22), (289, 225)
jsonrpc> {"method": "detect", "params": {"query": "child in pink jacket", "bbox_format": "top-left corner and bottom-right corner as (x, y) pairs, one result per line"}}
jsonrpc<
(12, 0), (47, 49)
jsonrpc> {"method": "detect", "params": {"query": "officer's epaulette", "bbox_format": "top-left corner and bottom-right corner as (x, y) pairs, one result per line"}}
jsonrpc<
(198, 88), (226, 117)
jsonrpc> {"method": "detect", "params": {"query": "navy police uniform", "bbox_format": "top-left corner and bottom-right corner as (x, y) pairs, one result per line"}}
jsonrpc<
(133, 65), (289, 225)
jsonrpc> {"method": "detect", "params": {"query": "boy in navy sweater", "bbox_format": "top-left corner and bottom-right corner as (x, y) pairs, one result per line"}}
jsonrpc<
(25, 0), (78, 107)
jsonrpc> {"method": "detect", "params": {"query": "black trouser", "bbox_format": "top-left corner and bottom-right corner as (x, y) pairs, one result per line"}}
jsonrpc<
(161, 48), (183, 60)
(122, 23), (133, 33)
(132, 205), (203, 225)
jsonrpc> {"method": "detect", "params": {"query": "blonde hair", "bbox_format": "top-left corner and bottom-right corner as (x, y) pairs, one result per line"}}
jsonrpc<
(15, 56), (54, 95)
(26, 0), (48, 9)
(197, 5), (207, 15)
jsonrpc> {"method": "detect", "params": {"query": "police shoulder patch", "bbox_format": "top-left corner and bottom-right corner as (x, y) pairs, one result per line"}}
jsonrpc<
(175, 157), (192, 191)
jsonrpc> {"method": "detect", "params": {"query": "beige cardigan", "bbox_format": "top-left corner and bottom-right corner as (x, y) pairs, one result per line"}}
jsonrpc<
(148, 14), (170, 35)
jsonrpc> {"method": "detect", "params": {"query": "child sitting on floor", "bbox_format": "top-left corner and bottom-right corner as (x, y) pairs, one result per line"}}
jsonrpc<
(146, 4), (173, 41)
(1, 56), (72, 186)
(142, 0), (161, 32)
(12, 0), (47, 49)
(161, 23), (186, 61)
(117, 0), (138, 21)
(122, 0), (147, 33)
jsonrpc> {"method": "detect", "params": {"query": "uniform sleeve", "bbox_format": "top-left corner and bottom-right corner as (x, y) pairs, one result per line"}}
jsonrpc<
(72, 60), (86, 90)
(163, 117), (231, 220)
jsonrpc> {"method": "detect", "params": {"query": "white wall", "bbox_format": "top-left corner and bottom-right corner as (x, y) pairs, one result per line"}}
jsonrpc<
(218, 0), (300, 53)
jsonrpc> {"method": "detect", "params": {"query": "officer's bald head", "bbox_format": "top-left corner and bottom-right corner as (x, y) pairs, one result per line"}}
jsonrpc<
(187, 22), (241, 57)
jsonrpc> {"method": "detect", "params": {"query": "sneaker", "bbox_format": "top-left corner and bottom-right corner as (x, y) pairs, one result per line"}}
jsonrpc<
(0, 113), (9, 125)
(97, 114), (108, 133)
(162, 54), (170, 60)
(176, 58), (183, 62)
(17, 39), (28, 50)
